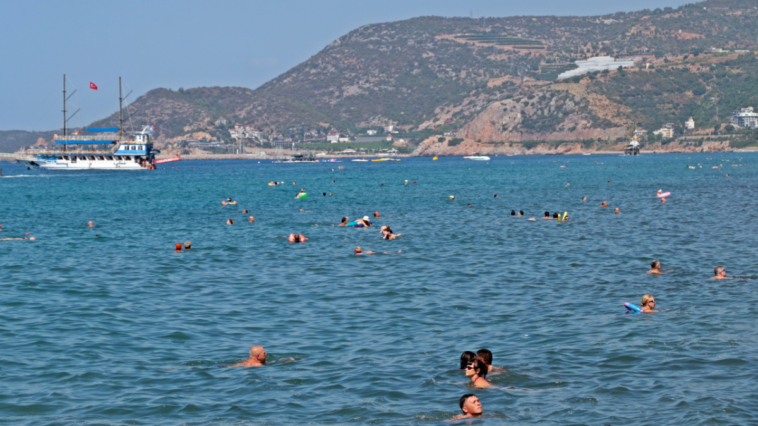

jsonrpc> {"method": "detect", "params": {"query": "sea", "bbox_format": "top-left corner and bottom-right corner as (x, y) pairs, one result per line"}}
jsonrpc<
(1, 153), (757, 425)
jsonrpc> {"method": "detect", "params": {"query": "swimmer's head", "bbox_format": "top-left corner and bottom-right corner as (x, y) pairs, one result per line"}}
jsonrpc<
(641, 294), (655, 308)
(250, 345), (267, 363)
(249, 216), (255, 222)
(460, 351), (476, 370)
(373, 211), (380, 217)
(242, 209), (248, 214)
(363, 216), (370, 222)
(341, 217), (348, 224)
(494, 194), (498, 198)
(657, 189), (663, 194)
(88, 221), (94, 227)
(544, 211), (550, 217)
(582, 196), (587, 201)
(354, 246), (363, 254)
(553, 212), (559, 219)
(465, 359), (488, 379)
(175, 243), (182, 251)
(184, 241), (191, 249)
(476, 348), (493, 366)
(459, 394), (483, 416)
(714, 265), (725, 276)
(226, 219), (234, 225)
(519, 210), (524, 216)
(511, 210), (516, 216)
(29, 237), (36, 241)
(651, 260), (661, 270)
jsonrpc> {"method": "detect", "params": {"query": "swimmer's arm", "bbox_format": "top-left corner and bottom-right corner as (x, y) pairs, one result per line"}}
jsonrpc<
(382, 250), (402, 255)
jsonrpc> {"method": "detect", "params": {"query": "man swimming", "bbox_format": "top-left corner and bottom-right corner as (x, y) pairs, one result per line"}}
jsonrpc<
(476, 348), (505, 374)
(713, 266), (731, 280)
(453, 394), (484, 420)
(614, 207), (622, 214)
(600, 201), (608, 207)
(226, 345), (267, 367)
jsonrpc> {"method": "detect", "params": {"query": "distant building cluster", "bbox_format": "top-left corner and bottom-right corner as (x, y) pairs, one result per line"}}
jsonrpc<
(653, 123), (676, 139)
(229, 125), (264, 140)
(730, 107), (758, 129)
(557, 56), (637, 80)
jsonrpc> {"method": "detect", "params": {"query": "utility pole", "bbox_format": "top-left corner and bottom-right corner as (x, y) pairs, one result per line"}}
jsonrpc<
(119, 77), (123, 140)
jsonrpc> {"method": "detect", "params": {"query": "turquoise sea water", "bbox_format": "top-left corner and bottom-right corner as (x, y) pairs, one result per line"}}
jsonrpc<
(1, 154), (757, 425)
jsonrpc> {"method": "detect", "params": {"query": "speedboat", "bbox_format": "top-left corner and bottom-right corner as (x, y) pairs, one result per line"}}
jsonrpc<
(463, 156), (490, 161)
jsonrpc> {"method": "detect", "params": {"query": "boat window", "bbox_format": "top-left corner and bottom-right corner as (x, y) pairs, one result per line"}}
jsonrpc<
(71, 156), (77, 163)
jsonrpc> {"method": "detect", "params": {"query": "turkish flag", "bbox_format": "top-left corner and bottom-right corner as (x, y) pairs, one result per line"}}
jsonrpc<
(89, 82), (98, 90)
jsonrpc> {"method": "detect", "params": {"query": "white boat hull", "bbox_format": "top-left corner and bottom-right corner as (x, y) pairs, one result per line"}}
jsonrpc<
(21, 158), (146, 170)
(463, 156), (490, 161)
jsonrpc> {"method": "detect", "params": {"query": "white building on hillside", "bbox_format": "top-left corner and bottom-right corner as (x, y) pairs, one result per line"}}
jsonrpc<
(557, 56), (637, 80)
(730, 107), (758, 129)
(685, 117), (695, 130)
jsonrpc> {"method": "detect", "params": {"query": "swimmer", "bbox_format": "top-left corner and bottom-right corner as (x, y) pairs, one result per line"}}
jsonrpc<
(413, 181), (417, 184)
(226, 345), (267, 367)
(332, 180), (335, 183)
(639, 294), (658, 313)
(337, 217), (349, 227)
(226, 219), (234, 225)
(293, 182), (296, 185)
(299, 209), (312, 213)
(467, 204), (472, 207)
(329, 193), (333, 196)
(449, 195), (455, 200)
(288, 234), (307, 243)
(511, 210), (516, 216)
(184, 241), (191, 250)
(528, 217), (536, 221)
(647, 260), (671, 274)
(0, 237), (35, 241)
(477, 348), (506, 374)
(460, 351), (477, 369)
(614, 207), (622, 214)
(175, 243), (182, 252)
(661, 198), (666, 203)
(600, 201), (608, 207)
(582, 196), (587, 202)
(242, 209), (248, 214)
(657, 189), (663, 196)
(518, 210), (524, 217)
(563, 214), (570, 221)
(88, 221), (94, 227)
(295, 189), (306, 199)
(373, 211), (381, 218)
(608, 181), (611, 184)
(381, 183), (385, 187)
(464, 359), (492, 388)
(249, 216), (255, 223)
(713, 265), (731, 280)
(380, 225), (401, 240)
(494, 194), (498, 198)
(354, 246), (400, 255)
(726, 174), (730, 178)
(404, 180), (408, 185)
(453, 394), (484, 420)
(323, 192), (326, 196)
(552, 212), (559, 219)
(361, 216), (373, 227)
(542, 211), (552, 219)
(566, 183), (570, 187)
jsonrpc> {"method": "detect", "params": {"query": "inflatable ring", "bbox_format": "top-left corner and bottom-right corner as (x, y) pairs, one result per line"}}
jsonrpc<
(657, 192), (671, 198)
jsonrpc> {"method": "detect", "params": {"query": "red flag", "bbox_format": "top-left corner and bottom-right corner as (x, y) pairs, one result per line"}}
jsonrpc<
(89, 82), (98, 90)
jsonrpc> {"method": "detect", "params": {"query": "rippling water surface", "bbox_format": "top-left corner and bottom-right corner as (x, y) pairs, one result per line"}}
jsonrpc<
(1, 154), (757, 425)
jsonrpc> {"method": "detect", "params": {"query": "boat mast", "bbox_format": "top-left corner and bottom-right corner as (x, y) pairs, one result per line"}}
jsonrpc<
(63, 74), (67, 153)
(119, 77), (123, 140)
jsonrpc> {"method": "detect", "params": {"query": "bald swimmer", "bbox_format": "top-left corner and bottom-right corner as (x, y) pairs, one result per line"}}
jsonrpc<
(226, 345), (267, 367)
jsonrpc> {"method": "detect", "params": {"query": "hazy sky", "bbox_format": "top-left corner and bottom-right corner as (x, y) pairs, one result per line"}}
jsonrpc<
(1, 0), (688, 131)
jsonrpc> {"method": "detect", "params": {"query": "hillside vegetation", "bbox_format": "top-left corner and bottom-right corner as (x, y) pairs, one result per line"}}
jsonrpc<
(2, 0), (758, 152)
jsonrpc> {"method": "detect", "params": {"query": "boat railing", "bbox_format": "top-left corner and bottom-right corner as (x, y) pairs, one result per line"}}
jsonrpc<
(55, 135), (124, 141)
(27, 146), (121, 155)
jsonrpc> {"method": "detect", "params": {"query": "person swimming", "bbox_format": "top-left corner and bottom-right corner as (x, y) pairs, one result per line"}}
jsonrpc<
(453, 394), (484, 420)
(460, 351), (476, 370)
(288, 234), (307, 243)
(373, 211), (381, 218)
(518, 210), (524, 217)
(225, 345), (267, 367)
(648, 260), (662, 274)
(543, 212), (552, 219)
(552, 212), (559, 219)
(614, 207), (622, 214)
(713, 265), (731, 280)
(639, 294), (658, 313)
(465, 359), (492, 388)
(600, 201), (608, 207)
(582, 196), (587, 201)
(380, 225), (401, 240)
(511, 210), (516, 216)
(476, 348), (505, 374)
(354, 246), (400, 255)
(337, 217), (349, 226)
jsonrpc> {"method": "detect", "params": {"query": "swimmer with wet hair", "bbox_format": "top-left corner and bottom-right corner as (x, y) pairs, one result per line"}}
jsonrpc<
(242, 209), (248, 214)
(226, 345), (267, 367)
(511, 210), (516, 216)
(614, 207), (622, 214)
(465, 359), (492, 388)
(226, 219), (234, 225)
(582, 196), (587, 201)
(648, 260), (662, 274)
(518, 210), (524, 217)
(380, 225), (401, 240)
(373, 211), (381, 218)
(453, 394), (484, 419)
(249, 216), (255, 223)
(460, 351), (477, 369)
(600, 201), (608, 207)
(543, 212), (552, 219)
(88, 221), (94, 227)
(337, 217), (349, 227)
(553, 212), (559, 219)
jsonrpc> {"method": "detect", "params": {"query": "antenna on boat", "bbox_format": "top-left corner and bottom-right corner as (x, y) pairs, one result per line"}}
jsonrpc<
(63, 75), (67, 153)
(119, 77), (123, 140)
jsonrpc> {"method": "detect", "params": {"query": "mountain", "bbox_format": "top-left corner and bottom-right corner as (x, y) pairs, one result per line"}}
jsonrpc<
(2, 0), (758, 153)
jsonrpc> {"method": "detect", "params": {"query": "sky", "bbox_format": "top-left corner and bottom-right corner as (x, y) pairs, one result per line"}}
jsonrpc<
(0, 0), (690, 131)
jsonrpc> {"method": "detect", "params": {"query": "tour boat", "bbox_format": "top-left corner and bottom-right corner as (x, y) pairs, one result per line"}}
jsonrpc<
(463, 155), (490, 161)
(10, 75), (170, 170)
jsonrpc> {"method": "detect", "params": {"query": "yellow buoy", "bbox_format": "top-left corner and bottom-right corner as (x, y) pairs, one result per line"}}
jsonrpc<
(433, 156), (438, 161)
